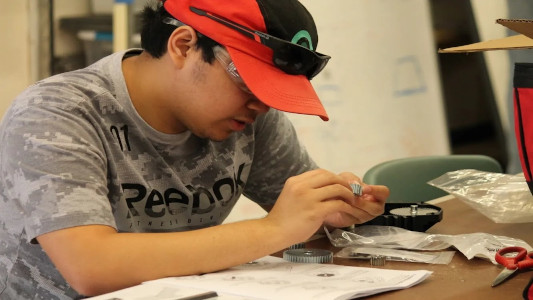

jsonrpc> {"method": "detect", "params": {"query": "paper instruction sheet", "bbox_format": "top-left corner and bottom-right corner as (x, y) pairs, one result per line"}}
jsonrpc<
(97, 255), (431, 300)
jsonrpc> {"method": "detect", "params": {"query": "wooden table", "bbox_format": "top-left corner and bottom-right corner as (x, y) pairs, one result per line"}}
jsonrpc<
(291, 197), (533, 300)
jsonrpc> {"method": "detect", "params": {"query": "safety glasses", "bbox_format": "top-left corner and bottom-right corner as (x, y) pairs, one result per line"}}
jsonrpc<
(163, 17), (252, 93)
(190, 6), (330, 79)
(213, 46), (252, 94)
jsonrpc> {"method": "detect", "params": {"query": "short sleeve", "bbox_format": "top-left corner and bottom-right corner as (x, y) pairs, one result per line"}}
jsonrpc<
(0, 90), (116, 242)
(243, 110), (318, 205)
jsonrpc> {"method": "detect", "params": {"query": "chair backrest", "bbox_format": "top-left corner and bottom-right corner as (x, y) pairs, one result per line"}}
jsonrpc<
(362, 154), (502, 203)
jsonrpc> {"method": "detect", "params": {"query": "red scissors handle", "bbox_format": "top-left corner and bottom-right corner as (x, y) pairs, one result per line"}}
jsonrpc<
(495, 247), (533, 270)
(518, 252), (533, 269)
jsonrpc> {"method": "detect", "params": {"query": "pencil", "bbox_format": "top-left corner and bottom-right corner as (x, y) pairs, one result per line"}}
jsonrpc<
(175, 291), (218, 300)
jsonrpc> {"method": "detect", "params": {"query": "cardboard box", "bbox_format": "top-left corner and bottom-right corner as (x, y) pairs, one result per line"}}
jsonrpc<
(439, 19), (533, 53)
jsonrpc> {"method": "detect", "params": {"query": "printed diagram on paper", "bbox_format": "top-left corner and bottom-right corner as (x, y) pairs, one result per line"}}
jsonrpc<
(149, 256), (431, 300)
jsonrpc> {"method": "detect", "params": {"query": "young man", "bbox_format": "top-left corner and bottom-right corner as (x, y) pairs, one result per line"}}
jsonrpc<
(0, 0), (388, 298)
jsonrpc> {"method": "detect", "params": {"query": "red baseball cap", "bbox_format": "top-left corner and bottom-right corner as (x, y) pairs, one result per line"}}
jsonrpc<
(163, 0), (330, 121)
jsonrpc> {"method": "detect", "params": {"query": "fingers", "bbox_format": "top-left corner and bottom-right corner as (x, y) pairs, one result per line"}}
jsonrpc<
(294, 169), (357, 191)
(317, 183), (361, 204)
(272, 169), (388, 231)
(327, 175), (389, 225)
(348, 185), (388, 219)
(292, 169), (387, 210)
(363, 184), (390, 202)
(337, 172), (362, 185)
(320, 198), (365, 221)
(321, 198), (380, 227)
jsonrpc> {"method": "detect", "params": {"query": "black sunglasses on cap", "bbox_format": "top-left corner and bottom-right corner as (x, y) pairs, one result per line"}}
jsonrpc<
(190, 6), (330, 79)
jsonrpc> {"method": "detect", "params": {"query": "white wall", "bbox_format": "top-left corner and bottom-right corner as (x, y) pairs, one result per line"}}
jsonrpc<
(230, 0), (452, 222)
(0, 2), (32, 117)
(471, 0), (510, 139)
(292, 0), (449, 175)
(229, 0), (520, 222)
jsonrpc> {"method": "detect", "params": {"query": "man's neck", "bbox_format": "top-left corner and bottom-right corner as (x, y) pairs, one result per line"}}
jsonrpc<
(121, 51), (186, 134)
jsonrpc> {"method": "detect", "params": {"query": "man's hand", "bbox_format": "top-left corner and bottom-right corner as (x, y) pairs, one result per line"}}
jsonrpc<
(323, 172), (388, 228)
(265, 169), (388, 243)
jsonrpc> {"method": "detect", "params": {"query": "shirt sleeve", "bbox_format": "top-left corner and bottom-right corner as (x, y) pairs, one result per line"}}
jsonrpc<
(243, 110), (318, 205)
(0, 88), (116, 243)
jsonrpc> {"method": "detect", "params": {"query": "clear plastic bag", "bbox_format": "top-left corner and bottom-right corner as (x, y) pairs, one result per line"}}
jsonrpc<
(427, 169), (533, 223)
(325, 225), (532, 264)
(335, 246), (455, 264)
(325, 225), (450, 250)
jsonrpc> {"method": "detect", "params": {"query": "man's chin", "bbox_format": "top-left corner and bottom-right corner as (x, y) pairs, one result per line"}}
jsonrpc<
(205, 131), (235, 142)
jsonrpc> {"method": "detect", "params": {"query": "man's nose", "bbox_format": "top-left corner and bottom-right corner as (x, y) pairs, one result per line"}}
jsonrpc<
(246, 97), (270, 114)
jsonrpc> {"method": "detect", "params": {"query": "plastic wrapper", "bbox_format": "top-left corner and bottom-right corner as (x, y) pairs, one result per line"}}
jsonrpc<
(326, 225), (449, 250)
(325, 225), (532, 264)
(335, 247), (455, 264)
(427, 169), (533, 223)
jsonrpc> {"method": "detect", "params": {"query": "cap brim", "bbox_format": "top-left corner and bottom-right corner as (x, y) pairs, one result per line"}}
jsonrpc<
(227, 47), (329, 121)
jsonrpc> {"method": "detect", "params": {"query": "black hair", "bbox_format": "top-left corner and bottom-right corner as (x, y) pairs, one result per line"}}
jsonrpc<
(140, 1), (219, 63)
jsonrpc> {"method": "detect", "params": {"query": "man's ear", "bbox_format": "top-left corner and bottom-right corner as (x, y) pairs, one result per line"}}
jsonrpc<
(167, 26), (199, 68)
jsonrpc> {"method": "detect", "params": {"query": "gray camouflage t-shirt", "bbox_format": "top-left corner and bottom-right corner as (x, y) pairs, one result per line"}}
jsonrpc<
(0, 49), (317, 299)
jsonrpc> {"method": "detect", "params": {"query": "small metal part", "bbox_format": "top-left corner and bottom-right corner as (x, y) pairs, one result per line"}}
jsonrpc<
(288, 242), (306, 250)
(283, 248), (333, 264)
(350, 183), (363, 196)
(389, 206), (440, 216)
(348, 251), (399, 262)
(410, 204), (418, 216)
(370, 255), (386, 266)
(349, 252), (372, 259)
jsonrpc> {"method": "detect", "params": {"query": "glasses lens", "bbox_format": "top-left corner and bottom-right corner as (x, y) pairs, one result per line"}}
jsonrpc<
(189, 6), (330, 79)
(213, 46), (252, 94)
(268, 38), (330, 79)
(306, 54), (330, 79)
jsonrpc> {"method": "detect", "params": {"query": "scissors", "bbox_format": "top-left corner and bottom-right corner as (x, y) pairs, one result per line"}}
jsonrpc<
(491, 246), (533, 287)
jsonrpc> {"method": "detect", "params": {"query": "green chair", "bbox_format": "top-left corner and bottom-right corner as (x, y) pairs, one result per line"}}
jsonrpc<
(362, 154), (502, 203)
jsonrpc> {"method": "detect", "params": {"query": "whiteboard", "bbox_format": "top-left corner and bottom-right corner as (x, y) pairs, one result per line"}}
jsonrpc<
(291, 0), (450, 175)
